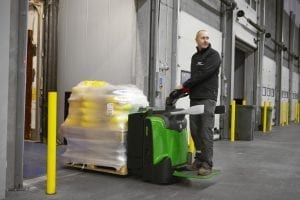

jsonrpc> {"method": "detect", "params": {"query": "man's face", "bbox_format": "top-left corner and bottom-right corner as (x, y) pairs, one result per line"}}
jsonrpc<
(195, 31), (209, 49)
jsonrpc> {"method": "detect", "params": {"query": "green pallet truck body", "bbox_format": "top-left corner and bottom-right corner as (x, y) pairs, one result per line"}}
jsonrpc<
(127, 89), (222, 184)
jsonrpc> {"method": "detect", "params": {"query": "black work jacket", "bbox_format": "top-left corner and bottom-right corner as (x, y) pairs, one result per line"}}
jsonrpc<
(183, 44), (221, 101)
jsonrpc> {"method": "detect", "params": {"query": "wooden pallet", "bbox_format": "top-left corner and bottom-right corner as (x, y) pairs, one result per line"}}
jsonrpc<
(65, 162), (128, 176)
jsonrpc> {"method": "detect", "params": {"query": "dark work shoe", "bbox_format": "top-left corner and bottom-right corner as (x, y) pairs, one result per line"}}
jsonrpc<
(186, 160), (202, 171)
(198, 162), (212, 176)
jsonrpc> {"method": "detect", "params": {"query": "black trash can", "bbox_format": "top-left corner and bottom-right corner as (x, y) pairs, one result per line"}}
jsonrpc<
(235, 105), (256, 141)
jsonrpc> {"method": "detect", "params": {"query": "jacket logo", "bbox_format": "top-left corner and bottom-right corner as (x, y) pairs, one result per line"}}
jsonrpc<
(196, 61), (204, 66)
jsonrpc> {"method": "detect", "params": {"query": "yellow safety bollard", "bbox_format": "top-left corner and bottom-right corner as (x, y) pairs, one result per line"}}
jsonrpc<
(282, 102), (286, 126)
(286, 102), (289, 126)
(47, 92), (57, 195)
(269, 102), (272, 131)
(242, 99), (246, 105)
(188, 134), (195, 154)
(297, 102), (300, 123)
(230, 100), (236, 142)
(283, 102), (286, 126)
(298, 102), (300, 123)
(285, 102), (288, 125)
(296, 103), (300, 123)
(282, 102), (285, 126)
(295, 102), (299, 123)
(292, 102), (298, 123)
(298, 102), (299, 123)
(297, 102), (298, 123)
(263, 101), (267, 133)
(280, 102), (282, 126)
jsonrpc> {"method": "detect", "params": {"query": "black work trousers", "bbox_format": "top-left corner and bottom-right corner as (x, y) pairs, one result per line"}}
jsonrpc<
(190, 99), (216, 167)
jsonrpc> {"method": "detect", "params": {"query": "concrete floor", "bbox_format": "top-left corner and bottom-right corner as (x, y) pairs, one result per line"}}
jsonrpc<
(6, 124), (300, 200)
(23, 141), (66, 179)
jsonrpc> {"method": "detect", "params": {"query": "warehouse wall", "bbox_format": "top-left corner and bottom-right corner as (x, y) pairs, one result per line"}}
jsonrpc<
(291, 72), (299, 120)
(282, 11), (290, 67)
(294, 26), (299, 71)
(283, 0), (300, 122)
(284, 0), (300, 26)
(262, 0), (277, 123)
(234, 0), (257, 48)
(0, 0), (10, 198)
(282, 66), (290, 100)
(262, 56), (276, 122)
(181, 0), (221, 31)
(264, 0), (276, 60)
(57, 0), (137, 125)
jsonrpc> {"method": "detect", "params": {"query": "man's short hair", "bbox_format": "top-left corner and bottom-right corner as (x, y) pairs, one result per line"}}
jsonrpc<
(195, 30), (208, 39)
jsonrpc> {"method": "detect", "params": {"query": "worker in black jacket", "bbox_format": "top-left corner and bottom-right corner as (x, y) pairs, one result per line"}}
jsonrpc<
(179, 30), (221, 176)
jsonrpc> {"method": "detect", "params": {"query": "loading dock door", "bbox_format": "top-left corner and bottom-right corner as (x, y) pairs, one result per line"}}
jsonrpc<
(234, 39), (255, 106)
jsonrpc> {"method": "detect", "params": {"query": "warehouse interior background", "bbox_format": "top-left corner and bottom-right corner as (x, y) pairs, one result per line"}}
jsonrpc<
(0, 0), (300, 199)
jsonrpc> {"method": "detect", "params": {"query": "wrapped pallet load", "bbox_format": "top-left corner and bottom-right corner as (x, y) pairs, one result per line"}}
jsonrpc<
(61, 81), (148, 175)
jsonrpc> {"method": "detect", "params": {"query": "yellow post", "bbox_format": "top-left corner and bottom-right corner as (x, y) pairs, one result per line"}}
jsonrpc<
(242, 99), (246, 105)
(262, 101), (267, 132)
(282, 102), (286, 126)
(47, 92), (57, 195)
(297, 102), (298, 123)
(296, 102), (297, 123)
(295, 102), (298, 123)
(268, 102), (272, 131)
(295, 102), (299, 123)
(296, 102), (300, 123)
(188, 134), (195, 154)
(286, 102), (289, 126)
(280, 102), (282, 126)
(230, 100), (236, 142)
(298, 102), (300, 123)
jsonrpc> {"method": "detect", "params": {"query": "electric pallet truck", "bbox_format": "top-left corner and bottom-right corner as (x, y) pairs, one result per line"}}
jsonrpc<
(127, 89), (224, 184)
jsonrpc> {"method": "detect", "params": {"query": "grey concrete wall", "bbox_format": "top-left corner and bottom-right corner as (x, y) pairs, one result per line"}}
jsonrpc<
(264, 0), (276, 59)
(0, 0), (10, 198)
(57, 0), (137, 125)
(284, 0), (300, 26)
(294, 25), (299, 54)
(283, 11), (290, 62)
(180, 0), (221, 31)
(283, 56), (289, 67)
(294, 25), (299, 69)
(264, 46), (275, 60)
(282, 10), (290, 68)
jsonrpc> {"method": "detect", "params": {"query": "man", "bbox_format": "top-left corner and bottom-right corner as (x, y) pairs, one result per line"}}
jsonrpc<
(179, 30), (221, 176)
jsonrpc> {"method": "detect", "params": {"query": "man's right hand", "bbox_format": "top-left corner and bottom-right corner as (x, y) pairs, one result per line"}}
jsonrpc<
(175, 84), (183, 90)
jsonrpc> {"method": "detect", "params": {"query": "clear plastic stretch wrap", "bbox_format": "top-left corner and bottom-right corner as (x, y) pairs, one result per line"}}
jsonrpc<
(60, 81), (149, 170)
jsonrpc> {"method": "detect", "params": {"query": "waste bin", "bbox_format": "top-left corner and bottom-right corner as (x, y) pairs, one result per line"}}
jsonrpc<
(235, 105), (256, 141)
